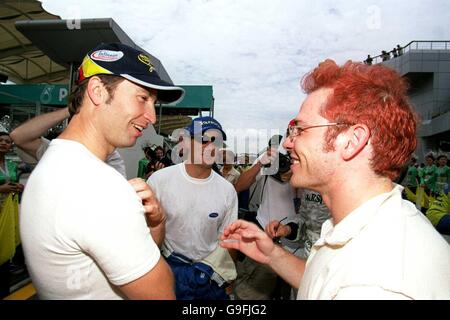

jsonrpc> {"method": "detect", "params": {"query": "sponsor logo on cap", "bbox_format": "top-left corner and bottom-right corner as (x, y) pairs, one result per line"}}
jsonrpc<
(138, 54), (155, 72)
(90, 50), (124, 62)
(198, 120), (221, 128)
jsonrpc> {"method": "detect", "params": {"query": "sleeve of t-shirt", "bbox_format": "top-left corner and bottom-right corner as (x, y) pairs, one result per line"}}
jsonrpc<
(78, 179), (160, 286)
(105, 150), (127, 179)
(333, 286), (412, 300)
(36, 137), (50, 160)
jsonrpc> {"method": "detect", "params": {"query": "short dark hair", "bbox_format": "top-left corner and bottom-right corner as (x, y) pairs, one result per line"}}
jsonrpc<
(68, 75), (124, 117)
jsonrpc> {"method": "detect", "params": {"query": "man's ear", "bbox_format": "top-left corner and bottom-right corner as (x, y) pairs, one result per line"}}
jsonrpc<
(340, 124), (371, 161)
(86, 76), (106, 106)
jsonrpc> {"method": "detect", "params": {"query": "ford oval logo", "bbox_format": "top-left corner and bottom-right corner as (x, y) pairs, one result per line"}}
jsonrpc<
(209, 212), (219, 218)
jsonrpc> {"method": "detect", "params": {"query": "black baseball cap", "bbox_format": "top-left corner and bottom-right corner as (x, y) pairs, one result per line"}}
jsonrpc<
(76, 42), (185, 104)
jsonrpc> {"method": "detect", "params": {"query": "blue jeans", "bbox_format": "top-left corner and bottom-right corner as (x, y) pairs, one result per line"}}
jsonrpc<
(436, 214), (450, 235)
(165, 252), (229, 300)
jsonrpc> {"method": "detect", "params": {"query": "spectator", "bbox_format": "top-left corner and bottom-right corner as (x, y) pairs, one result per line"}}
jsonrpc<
(397, 44), (403, 56)
(219, 148), (241, 186)
(0, 132), (24, 298)
(154, 146), (165, 161)
(137, 146), (156, 179)
(266, 188), (331, 261)
(220, 59), (450, 299)
(232, 133), (298, 300)
(147, 116), (238, 300)
(402, 156), (420, 194)
(435, 154), (450, 195)
(381, 50), (390, 61)
(20, 42), (185, 299)
(364, 55), (373, 65)
(144, 157), (165, 180)
(420, 153), (438, 197)
(392, 47), (398, 58)
(426, 184), (450, 235)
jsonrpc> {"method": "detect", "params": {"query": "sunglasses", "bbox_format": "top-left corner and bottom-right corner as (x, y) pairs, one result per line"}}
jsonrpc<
(193, 135), (217, 145)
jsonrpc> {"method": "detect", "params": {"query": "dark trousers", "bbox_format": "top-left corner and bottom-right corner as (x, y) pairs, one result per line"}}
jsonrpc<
(436, 215), (450, 235)
(0, 261), (10, 298)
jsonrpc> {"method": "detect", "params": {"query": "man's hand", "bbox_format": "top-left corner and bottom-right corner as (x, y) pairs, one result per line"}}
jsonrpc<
(257, 147), (277, 166)
(265, 220), (291, 239)
(220, 219), (275, 265)
(0, 182), (24, 194)
(154, 161), (165, 171)
(128, 178), (165, 227)
(128, 178), (166, 246)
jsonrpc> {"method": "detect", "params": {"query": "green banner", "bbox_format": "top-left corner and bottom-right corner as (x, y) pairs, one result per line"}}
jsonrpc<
(0, 84), (213, 110)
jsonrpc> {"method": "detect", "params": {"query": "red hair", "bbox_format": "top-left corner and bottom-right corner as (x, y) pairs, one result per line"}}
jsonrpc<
(301, 59), (418, 180)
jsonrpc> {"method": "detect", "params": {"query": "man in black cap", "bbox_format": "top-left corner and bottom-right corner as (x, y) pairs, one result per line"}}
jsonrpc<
(20, 43), (184, 299)
(147, 116), (238, 300)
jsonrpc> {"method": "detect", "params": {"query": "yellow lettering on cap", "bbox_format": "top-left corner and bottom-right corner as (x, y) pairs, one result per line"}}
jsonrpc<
(138, 54), (155, 72)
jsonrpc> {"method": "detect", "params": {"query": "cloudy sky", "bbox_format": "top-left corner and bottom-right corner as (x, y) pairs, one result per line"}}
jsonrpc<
(42, 0), (449, 154)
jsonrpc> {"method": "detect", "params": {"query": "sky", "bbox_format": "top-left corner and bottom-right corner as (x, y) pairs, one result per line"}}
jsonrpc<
(41, 0), (450, 154)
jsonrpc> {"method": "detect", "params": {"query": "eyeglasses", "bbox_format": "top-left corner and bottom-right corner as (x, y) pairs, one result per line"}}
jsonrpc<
(202, 136), (216, 145)
(287, 122), (351, 138)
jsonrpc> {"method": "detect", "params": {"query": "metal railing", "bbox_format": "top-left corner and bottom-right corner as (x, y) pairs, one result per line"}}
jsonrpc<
(363, 40), (450, 65)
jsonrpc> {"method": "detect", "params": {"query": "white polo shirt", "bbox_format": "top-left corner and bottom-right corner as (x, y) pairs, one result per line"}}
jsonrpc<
(298, 185), (450, 300)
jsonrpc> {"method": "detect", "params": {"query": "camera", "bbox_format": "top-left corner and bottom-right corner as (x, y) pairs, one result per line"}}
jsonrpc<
(277, 153), (291, 174)
(263, 135), (291, 182)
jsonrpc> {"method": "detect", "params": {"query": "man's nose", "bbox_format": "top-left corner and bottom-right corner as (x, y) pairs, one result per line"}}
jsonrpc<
(144, 103), (157, 124)
(282, 136), (293, 150)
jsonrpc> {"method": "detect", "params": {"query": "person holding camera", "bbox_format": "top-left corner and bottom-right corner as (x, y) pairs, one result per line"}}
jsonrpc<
(233, 137), (299, 300)
(264, 121), (331, 262)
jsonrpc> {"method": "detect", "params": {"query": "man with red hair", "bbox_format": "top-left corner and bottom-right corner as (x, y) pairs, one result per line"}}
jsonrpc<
(221, 60), (450, 299)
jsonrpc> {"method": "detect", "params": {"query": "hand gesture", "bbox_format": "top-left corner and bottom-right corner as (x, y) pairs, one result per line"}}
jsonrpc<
(154, 161), (165, 171)
(128, 178), (165, 227)
(0, 182), (24, 194)
(220, 219), (275, 265)
(265, 220), (291, 239)
(257, 147), (277, 166)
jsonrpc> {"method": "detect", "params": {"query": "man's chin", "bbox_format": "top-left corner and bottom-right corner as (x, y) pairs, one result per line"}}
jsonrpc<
(203, 163), (214, 168)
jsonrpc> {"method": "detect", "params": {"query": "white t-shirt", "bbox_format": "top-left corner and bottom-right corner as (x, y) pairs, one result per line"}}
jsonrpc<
(220, 166), (241, 185)
(298, 185), (450, 300)
(37, 137), (127, 178)
(20, 139), (160, 299)
(255, 173), (297, 229)
(147, 162), (238, 261)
